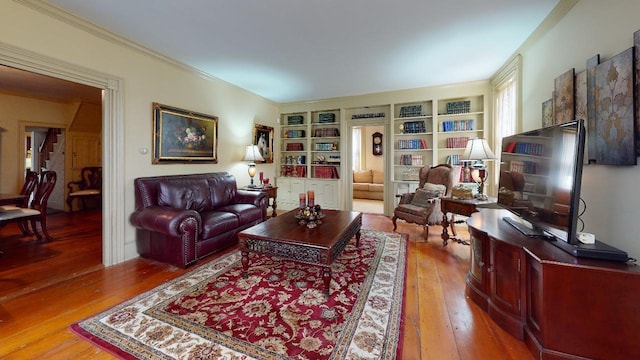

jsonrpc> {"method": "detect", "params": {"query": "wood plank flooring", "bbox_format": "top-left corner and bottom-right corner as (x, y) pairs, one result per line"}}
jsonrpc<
(0, 210), (533, 359)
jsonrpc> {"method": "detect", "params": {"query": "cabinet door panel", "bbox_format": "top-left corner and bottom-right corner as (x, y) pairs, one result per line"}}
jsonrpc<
(490, 240), (521, 315)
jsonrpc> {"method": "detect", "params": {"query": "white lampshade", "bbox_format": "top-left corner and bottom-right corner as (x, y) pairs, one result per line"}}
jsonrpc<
(243, 144), (265, 162)
(462, 138), (496, 162)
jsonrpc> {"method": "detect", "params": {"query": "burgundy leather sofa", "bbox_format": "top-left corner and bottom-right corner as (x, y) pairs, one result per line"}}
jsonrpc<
(130, 172), (268, 267)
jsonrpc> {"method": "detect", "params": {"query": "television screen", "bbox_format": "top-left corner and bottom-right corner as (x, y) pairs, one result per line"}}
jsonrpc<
(497, 120), (585, 245)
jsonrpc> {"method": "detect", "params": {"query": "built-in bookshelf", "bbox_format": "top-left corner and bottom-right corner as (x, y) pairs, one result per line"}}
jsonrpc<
(392, 101), (433, 183)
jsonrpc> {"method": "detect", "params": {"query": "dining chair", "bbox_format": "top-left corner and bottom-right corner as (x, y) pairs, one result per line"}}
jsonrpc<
(0, 170), (39, 236)
(0, 171), (57, 242)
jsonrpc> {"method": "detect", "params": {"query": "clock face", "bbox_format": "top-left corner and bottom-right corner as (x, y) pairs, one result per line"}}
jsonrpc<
(374, 136), (382, 144)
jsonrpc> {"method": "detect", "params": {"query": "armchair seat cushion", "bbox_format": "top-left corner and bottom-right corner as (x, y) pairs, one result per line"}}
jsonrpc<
(395, 203), (429, 217)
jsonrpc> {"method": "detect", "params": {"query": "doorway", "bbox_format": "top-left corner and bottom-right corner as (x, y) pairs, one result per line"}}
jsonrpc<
(1, 42), (125, 267)
(351, 125), (385, 215)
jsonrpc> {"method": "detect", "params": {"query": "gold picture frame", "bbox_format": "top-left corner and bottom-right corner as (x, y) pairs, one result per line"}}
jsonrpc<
(253, 124), (274, 163)
(152, 103), (218, 164)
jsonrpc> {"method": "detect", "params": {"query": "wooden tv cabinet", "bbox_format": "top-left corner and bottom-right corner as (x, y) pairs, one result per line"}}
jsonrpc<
(466, 209), (640, 360)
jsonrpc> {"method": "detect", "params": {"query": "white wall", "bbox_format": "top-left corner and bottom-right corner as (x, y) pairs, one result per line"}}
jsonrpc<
(520, 0), (640, 259)
(0, 2), (279, 263)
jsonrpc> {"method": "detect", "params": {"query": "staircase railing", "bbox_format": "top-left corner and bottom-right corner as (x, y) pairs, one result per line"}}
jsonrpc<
(38, 128), (61, 170)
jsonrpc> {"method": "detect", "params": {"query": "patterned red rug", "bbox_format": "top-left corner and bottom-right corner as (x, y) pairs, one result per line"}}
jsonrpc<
(71, 230), (407, 359)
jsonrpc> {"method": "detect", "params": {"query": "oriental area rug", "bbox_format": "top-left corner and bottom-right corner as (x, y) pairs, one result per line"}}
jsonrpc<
(71, 230), (408, 360)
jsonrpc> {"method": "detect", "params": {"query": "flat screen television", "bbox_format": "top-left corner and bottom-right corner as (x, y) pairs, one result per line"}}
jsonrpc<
(497, 119), (628, 261)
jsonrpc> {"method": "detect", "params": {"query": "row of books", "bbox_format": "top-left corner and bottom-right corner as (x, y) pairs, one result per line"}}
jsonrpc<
(313, 166), (340, 179)
(283, 130), (305, 138)
(398, 105), (423, 118)
(509, 160), (540, 174)
(313, 127), (340, 137)
(352, 112), (386, 119)
(314, 142), (338, 151)
(280, 165), (307, 177)
(446, 100), (471, 114)
(441, 119), (474, 132)
(445, 136), (469, 149)
(287, 115), (304, 125)
(397, 138), (428, 149)
(399, 154), (423, 166)
(401, 120), (427, 133)
(318, 113), (335, 123)
(504, 141), (547, 156)
(445, 154), (471, 165)
(285, 142), (304, 151)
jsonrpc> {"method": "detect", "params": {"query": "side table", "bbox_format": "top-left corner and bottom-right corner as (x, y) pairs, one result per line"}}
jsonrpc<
(241, 186), (278, 218)
(440, 196), (497, 246)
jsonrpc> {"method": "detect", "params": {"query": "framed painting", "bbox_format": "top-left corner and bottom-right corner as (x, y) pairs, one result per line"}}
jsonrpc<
(593, 47), (636, 165)
(542, 98), (553, 127)
(553, 68), (575, 124)
(253, 124), (274, 163)
(152, 103), (218, 163)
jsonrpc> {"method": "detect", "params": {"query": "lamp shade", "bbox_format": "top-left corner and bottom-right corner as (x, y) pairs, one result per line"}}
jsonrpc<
(243, 144), (265, 162)
(462, 138), (496, 161)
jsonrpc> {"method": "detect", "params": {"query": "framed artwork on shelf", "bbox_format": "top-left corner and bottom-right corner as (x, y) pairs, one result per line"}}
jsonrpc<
(152, 102), (218, 164)
(254, 124), (274, 163)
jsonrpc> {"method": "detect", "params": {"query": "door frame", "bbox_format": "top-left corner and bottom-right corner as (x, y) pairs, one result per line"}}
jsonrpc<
(346, 117), (391, 216)
(1, 42), (125, 266)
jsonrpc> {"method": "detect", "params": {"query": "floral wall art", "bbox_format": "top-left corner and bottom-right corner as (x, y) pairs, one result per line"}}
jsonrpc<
(152, 102), (218, 163)
(593, 47), (635, 165)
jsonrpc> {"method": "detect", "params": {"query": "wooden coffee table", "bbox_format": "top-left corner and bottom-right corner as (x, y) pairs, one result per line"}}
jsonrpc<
(238, 209), (362, 297)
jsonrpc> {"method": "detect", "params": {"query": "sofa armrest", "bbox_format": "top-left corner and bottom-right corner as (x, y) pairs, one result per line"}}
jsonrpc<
(130, 205), (201, 237)
(236, 190), (268, 207)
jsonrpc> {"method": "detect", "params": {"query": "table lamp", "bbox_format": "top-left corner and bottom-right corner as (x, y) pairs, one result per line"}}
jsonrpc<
(243, 144), (265, 187)
(461, 138), (496, 198)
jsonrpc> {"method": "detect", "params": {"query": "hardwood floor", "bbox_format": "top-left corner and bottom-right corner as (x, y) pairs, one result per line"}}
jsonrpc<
(0, 210), (533, 359)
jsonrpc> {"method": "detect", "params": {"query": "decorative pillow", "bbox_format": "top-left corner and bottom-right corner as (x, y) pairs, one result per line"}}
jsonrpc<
(423, 182), (446, 196)
(410, 189), (441, 207)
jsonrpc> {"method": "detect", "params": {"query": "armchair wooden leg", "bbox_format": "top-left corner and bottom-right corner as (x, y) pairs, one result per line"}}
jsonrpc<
(392, 216), (398, 231)
(424, 224), (429, 241)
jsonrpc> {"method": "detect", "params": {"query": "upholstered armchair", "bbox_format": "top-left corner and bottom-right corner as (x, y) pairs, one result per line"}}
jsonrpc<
(392, 164), (453, 240)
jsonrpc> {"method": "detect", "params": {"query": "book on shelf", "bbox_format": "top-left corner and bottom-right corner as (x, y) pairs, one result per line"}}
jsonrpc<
(401, 120), (427, 133)
(441, 119), (474, 132)
(285, 142), (304, 151)
(446, 136), (469, 148)
(284, 129), (305, 138)
(397, 139), (428, 150)
(313, 166), (339, 179)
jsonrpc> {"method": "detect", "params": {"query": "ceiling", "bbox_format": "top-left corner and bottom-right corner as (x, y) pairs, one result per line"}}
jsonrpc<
(4, 0), (560, 104)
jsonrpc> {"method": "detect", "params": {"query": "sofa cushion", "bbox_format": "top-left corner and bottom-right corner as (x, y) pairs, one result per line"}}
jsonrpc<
(368, 184), (384, 192)
(157, 178), (212, 212)
(353, 183), (370, 191)
(218, 204), (263, 225)
(353, 170), (373, 183)
(372, 170), (384, 184)
(200, 211), (239, 239)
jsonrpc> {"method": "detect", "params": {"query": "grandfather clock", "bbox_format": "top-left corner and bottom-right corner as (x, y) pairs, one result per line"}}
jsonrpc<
(372, 132), (383, 156)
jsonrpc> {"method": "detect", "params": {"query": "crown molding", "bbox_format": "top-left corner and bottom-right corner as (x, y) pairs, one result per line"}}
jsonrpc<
(16, 0), (218, 83)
